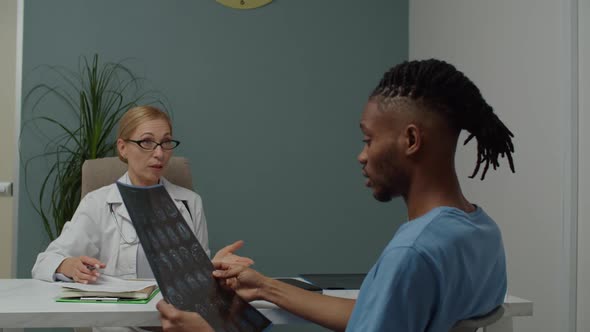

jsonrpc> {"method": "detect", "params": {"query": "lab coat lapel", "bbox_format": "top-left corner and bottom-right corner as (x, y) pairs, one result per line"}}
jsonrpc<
(106, 173), (133, 223)
(107, 174), (190, 223)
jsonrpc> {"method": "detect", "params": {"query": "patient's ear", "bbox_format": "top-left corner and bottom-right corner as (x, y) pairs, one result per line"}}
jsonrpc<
(404, 124), (421, 156)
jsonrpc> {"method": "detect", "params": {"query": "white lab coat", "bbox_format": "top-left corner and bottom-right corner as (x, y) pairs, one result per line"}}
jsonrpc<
(32, 173), (210, 281)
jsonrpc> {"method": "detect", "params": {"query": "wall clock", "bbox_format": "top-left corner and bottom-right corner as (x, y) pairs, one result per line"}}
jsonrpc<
(216, 0), (273, 10)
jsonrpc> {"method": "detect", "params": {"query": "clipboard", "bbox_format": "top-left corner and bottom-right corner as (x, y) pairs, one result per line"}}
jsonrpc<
(299, 273), (366, 290)
(56, 288), (160, 304)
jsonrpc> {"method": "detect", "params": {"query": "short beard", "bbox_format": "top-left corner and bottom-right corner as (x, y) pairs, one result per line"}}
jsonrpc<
(372, 160), (407, 203)
(373, 189), (394, 202)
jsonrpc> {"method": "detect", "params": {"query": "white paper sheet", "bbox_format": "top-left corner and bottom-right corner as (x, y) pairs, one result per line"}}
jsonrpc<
(59, 274), (157, 292)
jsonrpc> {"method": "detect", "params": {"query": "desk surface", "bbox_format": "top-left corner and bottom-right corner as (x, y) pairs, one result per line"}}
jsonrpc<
(0, 279), (533, 328)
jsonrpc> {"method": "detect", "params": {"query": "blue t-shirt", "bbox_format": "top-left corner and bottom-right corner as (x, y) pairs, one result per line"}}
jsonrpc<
(346, 206), (507, 332)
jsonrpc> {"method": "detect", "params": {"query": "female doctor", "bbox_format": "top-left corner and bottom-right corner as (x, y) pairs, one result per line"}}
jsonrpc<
(32, 105), (252, 283)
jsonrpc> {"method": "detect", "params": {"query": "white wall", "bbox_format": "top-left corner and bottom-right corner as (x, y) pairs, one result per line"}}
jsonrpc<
(410, 1), (576, 331)
(0, 0), (18, 278)
(578, 0), (589, 330)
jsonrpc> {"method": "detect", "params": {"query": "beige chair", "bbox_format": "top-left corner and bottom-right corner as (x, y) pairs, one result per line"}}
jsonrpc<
(81, 156), (193, 198)
(450, 305), (505, 332)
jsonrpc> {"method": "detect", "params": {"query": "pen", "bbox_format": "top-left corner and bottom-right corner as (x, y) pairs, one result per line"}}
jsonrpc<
(80, 297), (118, 301)
(85, 264), (100, 271)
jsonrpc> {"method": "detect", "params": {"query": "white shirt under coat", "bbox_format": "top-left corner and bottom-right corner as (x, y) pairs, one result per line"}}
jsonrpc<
(31, 173), (210, 281)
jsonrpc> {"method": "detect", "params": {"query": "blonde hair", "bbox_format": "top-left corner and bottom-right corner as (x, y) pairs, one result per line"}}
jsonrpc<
(117, 105), (172, 162)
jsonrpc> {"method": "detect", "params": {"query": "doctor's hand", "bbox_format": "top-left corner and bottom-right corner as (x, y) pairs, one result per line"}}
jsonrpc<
(212, 240), (254, 267)
(56, 256), (106, 284)
(157, 300), (214, 332)
(212, 262), (270, 302)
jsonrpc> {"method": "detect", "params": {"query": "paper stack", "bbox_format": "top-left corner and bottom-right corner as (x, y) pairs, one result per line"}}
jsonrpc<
(56, 275), (159, 303)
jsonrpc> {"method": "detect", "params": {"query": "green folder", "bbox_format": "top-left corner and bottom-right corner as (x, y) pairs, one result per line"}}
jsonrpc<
(56, 288), (160, 304)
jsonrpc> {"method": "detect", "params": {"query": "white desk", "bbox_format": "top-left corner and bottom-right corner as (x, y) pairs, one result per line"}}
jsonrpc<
(0, 279), (532, 330)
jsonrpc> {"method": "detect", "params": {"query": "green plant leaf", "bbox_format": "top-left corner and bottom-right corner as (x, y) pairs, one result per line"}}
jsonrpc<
(21, 54), (167, 241)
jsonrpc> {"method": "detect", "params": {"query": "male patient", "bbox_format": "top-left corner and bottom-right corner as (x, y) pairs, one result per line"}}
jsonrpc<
(156, 59), (515, 331)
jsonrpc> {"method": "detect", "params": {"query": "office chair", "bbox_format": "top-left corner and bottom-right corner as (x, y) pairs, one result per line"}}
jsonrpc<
(81, 156), (193, 198)
(450, 305), (505, 332)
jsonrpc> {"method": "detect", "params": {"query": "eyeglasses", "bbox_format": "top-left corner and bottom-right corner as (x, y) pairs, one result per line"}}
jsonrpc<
(125, 139), (181, 151)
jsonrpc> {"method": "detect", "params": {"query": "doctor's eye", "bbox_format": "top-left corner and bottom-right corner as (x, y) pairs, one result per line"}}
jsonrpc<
(138, 140), (158, 150)
(126, 139), (181, 151)
(160, 140), (180, 150)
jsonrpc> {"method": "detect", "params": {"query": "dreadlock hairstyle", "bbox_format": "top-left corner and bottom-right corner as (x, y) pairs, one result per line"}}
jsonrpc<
(371, 59), (515, 180)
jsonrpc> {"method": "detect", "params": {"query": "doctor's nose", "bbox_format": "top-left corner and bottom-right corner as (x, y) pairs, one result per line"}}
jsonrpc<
(152, 145), (164, 159)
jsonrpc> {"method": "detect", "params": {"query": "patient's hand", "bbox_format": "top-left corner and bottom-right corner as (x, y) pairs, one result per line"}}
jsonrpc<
(212, 240), (254, 267)
(56, 256), (106, 284)
(157, 300), (214, 332)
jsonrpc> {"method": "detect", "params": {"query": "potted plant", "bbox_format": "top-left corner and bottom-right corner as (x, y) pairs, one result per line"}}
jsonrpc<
(22, 54), (165, 241)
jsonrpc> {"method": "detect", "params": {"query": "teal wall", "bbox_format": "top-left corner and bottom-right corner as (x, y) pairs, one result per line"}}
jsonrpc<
(19, 0), (408, 331)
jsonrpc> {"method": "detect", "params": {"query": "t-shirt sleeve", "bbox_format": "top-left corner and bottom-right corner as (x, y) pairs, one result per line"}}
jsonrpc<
(346, 247), (438, 332)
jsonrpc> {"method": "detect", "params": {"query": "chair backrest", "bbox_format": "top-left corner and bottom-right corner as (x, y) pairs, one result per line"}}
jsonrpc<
(449, 305), (505, 332)
(81, 156), (193, 198)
